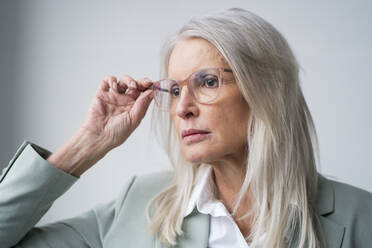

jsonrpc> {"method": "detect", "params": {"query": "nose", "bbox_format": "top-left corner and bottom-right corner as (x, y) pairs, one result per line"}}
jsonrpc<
(174, 85), (199, 119)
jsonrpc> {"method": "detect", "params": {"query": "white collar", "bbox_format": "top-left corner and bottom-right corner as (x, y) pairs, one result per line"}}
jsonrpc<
(184, 166), (231, 217)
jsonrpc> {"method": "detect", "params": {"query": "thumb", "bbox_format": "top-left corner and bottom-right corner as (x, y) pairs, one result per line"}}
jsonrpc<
(130, 89), (154, 122)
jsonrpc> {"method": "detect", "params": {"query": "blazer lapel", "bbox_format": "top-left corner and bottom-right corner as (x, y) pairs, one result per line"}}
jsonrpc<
(155, 174), (345, 248)
(154, 207), (210, 248)
(316, 174), (345, 247)
(318, 216), (345, 248)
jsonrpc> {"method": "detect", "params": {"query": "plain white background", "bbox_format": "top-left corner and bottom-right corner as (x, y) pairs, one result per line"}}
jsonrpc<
(0, 0), (371, 225)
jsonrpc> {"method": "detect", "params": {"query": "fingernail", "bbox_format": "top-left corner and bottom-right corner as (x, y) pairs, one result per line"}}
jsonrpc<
(130, 81), (137, 88)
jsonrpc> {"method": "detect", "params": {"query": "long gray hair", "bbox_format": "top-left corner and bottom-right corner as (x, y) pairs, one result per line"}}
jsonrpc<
(146, 8), (325, 247)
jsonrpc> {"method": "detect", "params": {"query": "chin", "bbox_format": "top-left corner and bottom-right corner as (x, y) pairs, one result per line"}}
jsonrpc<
(185, 156), (206, 164)
(182, 147), (216, 164)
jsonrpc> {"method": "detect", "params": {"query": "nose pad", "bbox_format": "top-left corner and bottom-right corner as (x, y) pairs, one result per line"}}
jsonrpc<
(174, 85), (198, 118)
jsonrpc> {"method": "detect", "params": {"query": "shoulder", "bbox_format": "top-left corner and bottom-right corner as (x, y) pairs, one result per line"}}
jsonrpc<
(318, 174), (372, 243)
(325, 175), (372, 215)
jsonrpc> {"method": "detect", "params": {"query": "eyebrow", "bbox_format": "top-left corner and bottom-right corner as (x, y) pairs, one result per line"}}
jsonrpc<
(169, 68), (233, 82)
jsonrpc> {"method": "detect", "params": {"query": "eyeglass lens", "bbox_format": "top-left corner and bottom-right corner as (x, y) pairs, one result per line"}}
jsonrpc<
(154, 68), (221, 111)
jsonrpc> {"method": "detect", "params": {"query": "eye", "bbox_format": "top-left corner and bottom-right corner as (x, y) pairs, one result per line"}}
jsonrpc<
(201, 76), (219, 88)
(170, 83), (180, 97)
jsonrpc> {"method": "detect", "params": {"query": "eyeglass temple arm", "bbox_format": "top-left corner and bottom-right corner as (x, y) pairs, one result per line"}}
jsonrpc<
(141, 84), (169, 93)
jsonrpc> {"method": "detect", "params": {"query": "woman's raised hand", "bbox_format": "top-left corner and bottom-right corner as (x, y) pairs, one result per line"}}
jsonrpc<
(47, 75), (154, 177)
(80, 75), (154, 150)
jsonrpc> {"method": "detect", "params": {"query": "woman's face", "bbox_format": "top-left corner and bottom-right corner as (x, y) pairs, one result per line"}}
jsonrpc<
(168, 38), (250, 166)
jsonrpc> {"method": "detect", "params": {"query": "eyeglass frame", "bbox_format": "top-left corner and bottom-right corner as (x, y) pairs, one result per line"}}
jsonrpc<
(146, 67), (235, 112)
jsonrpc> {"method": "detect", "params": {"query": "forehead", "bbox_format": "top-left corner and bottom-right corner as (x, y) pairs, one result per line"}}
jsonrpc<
(168, 38), (229, 80)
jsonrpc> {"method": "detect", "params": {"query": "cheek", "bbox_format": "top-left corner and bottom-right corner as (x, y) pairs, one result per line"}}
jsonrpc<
(215, 93), (249, 131)
(216, 111), (248, 145)
(213, 100), (249, 146)
(184, 110), (247, 160)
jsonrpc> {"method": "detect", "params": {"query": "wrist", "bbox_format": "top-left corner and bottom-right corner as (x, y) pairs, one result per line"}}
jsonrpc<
(47, 129), (111, 177)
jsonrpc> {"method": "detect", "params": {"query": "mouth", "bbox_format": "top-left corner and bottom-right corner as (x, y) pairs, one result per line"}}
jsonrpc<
(181, 129), (211, 144)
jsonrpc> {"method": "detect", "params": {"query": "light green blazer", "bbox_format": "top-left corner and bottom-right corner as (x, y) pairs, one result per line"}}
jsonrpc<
(0, 141), (371, 248)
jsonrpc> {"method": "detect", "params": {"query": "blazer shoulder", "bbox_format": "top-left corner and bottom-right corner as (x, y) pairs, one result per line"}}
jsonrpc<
(321, 175), (372, 242)
(327, 176), (372, 208)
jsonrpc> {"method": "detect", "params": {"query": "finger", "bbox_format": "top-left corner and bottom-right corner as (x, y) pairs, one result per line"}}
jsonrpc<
(100, 79), (110, 92)
(118, 75), (136, 89)
(118, 75), (140, 97)
(127, 81), (140, 98)
(116, 79), (127, 94)
(103, 75), (118, 93)
(130, 89), (154, 123)
(136, 77), (154, 91)
(95, 79), (112, 101)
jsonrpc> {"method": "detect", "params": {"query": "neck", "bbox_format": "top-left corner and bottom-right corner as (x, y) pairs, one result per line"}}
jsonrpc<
(210, 159), (256, 238)
(208, 148), (254, 217)
(213, 163), (245, 202)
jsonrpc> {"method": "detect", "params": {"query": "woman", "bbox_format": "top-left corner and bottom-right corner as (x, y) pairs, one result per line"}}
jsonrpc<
(0, 8), (371, 248)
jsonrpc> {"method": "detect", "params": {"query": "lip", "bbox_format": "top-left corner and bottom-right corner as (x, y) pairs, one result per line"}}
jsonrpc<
(181, 129), (211, 145)
(181, 129), (210, 138)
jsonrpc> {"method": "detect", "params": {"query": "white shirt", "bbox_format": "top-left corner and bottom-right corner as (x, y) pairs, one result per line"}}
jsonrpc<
(184, 166), (265, 248)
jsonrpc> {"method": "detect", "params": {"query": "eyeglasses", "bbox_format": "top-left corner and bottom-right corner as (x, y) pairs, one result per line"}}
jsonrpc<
(148, 67), (234, 112)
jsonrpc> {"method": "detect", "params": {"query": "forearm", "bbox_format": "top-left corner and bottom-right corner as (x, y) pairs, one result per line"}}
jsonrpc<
(47, 128), (111, 177)
(0, 141), (78, 247)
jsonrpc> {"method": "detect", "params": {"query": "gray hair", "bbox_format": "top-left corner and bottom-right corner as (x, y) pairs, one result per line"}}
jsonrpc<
(146, 8), (325, 247)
